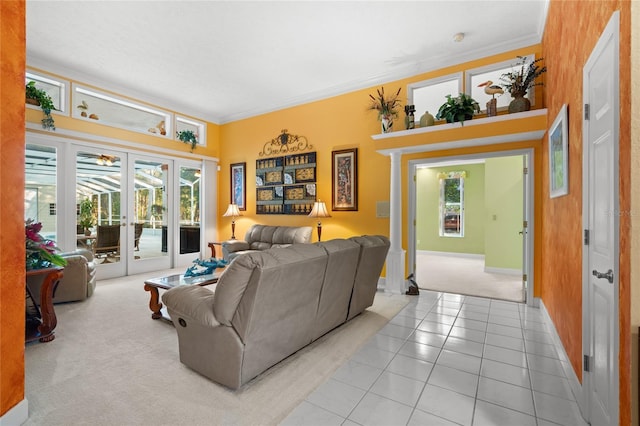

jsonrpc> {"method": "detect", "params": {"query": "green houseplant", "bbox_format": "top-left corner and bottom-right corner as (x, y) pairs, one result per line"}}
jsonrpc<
(78, 197), (95, 235)
(177, 130), (199, 152)
(435, 93), (480, 126)
(499, 56), (547, 113)
(26, 81), (56, 131)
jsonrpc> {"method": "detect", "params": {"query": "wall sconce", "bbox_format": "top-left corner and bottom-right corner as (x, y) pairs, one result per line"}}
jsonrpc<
(223, 203), (241, 239)
(308, 200), (331, 242)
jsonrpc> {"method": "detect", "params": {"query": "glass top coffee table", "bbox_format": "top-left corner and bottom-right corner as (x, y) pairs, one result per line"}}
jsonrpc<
(144, 271), (222, 321)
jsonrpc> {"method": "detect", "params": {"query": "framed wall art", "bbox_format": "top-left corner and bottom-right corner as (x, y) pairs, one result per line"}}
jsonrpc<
(332, 148), (358, 211)
(256, 152), (317, 214)
(230, 162), (246, 210)
(549, 104), (568, 198)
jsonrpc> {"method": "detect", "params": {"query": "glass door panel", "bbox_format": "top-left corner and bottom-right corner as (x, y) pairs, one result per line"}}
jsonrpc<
(25, 144), (58, 240)
(76, 150), (125, 278)
(127, 156), (171, 275)
(179, 166), (201, 255)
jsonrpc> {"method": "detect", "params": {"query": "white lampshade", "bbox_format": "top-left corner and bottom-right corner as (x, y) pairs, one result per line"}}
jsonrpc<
(223, 204), (241, 218)
(308, 201), (331, 219)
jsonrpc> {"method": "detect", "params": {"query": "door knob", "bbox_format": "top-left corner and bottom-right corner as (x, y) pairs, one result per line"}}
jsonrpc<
(592, 269), (614, 284)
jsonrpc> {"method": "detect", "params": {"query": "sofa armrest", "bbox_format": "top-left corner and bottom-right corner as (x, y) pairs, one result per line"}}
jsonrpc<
(222, 240), (250, 252)
(221, 240), (250, 261)
(161, 285), (220, 327)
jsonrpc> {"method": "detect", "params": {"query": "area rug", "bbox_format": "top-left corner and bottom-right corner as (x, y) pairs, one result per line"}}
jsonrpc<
(24, 269), (408, 425)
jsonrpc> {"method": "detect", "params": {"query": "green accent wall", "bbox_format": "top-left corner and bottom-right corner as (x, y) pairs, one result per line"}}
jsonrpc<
(416, 156), (524, 270)
(484, 156), (523, 270)
(416, 163), (486, 254)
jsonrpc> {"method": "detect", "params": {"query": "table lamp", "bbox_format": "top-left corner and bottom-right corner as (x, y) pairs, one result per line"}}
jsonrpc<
(308, 200), (331, 241)
(223, 203), (241, 239)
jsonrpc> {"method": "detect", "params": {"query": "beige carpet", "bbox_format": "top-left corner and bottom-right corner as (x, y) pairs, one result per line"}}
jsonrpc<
(24, 269), (409, 426)
(415, 252), (524, 302)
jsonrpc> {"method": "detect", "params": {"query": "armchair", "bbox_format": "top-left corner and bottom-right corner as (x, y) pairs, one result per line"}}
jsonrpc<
(26, 249), (97, 304)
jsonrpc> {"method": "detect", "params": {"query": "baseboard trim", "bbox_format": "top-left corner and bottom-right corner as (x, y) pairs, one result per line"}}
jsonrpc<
(484, 266), (521, 276)
(0, 398), (28, 426)
(418, 250), (484, 260)
(538, 299), (586, 419)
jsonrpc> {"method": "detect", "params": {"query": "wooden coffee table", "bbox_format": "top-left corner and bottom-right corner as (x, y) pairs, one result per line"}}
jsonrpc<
(144, 271), (222, 321)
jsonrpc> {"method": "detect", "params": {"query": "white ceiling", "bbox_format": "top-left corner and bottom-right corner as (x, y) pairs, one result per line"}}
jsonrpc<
(26, 0), (548, 125)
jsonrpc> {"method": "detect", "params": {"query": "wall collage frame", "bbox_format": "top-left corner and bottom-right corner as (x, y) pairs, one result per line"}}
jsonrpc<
(255, 151), (317, 215)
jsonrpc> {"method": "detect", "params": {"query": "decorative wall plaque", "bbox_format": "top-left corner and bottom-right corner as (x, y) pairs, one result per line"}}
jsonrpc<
(256, 151), (317, 215)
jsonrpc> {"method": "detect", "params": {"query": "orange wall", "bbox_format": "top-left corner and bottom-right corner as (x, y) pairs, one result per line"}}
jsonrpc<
(542, 1), (631, 424)
(0, 0), (27, 418)
(218, 46), (543, 245)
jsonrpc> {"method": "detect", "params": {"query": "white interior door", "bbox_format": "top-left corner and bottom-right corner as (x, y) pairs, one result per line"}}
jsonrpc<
(521, 154), (530, 303)
(582, 11), (619, 426)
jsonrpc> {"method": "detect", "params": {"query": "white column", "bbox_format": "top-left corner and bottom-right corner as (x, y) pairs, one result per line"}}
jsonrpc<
(386, 151), (406, 294)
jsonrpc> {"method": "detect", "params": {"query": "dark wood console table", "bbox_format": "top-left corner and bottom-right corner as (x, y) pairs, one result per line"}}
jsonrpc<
(25, 267), (63, 343)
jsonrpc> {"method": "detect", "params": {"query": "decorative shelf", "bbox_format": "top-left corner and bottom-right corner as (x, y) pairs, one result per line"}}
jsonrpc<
(372, 109), (548, 155)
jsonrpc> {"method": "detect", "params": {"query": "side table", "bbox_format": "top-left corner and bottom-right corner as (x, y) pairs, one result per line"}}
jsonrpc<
(25, 267), (63, 343)
(208, 241), (223, 258)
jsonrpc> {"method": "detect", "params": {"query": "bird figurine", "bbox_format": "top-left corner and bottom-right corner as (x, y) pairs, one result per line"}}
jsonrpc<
(478, 80), (504, 98)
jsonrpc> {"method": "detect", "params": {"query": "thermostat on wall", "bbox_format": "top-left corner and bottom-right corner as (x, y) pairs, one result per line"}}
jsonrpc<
(376, 201), (390, 218)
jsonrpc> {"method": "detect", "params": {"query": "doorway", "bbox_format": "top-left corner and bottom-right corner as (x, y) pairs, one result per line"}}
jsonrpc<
(25, 134), (207, 280)
(581, 11), (620, 425)
(409, 149), (533, 304)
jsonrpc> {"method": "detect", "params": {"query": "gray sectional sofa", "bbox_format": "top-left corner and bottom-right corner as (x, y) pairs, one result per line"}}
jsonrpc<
(162, 235), (390, 389)
(220, 224), (312, 261)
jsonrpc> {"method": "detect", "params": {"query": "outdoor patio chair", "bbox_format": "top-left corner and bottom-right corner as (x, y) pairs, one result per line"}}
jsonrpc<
(94, 224), (120, 262)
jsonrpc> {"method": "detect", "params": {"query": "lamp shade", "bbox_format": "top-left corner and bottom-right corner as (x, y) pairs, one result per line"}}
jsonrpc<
(223, 204), (241, 218)
(308, 201), (331, 219)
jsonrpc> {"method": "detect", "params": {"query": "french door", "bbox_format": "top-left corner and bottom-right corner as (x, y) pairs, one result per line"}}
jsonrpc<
(27, 135), (207, 280)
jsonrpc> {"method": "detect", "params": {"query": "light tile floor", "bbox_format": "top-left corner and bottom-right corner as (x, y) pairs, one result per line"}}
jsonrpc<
(282, 291), (589, 426)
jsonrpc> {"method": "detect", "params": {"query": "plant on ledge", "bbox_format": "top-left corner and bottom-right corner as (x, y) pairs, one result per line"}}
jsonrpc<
(26, 219), (67, 270)
(435, 93), (480, 126)
(26, 81), (57, 131)
(500, 56), (547, 113)
(177, 130), (199, 152)
(367, 86), (402, 133)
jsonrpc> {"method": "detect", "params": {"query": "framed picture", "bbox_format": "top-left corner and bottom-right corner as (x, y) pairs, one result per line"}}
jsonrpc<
(549, 104), (569, 198)
(230, 162), (246, 210)
(332, 148), (358, 211)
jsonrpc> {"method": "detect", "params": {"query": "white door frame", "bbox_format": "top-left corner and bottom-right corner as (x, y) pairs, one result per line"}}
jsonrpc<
(580, 10), (620, 424)
(408, 148), (535, 306)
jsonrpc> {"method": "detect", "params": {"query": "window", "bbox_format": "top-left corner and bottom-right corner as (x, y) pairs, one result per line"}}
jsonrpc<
(466, 54), (536, 113)
(72, 84), (172, 137)
(25, 71), (68, 114)
(439, 171), (465, 237)
(176, 116), (206, 147)
(408, 73), (462, 120)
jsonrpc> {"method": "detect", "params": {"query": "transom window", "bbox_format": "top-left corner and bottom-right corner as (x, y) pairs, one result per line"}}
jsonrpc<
(408, 73), (462, 121)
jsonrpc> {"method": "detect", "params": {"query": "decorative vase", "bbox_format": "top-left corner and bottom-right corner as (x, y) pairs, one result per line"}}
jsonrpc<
(419, 111), (435, 127)
(381, 115), (393, 133)
(508, 92), (531, 113)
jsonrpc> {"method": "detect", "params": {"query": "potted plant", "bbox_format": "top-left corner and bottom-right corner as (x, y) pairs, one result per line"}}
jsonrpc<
(435, 93), (480, 126)
(499, 56), (547, 113)
(367, 86), (402, 133)
(78, 198), (95, 235)
(25, 81), (56, 131)
(177, 130), (199, 152)
(25, 219), (66, 270)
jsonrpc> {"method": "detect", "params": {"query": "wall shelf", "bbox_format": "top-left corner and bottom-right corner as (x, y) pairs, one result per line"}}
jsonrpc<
(372, 109), (548, 155)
